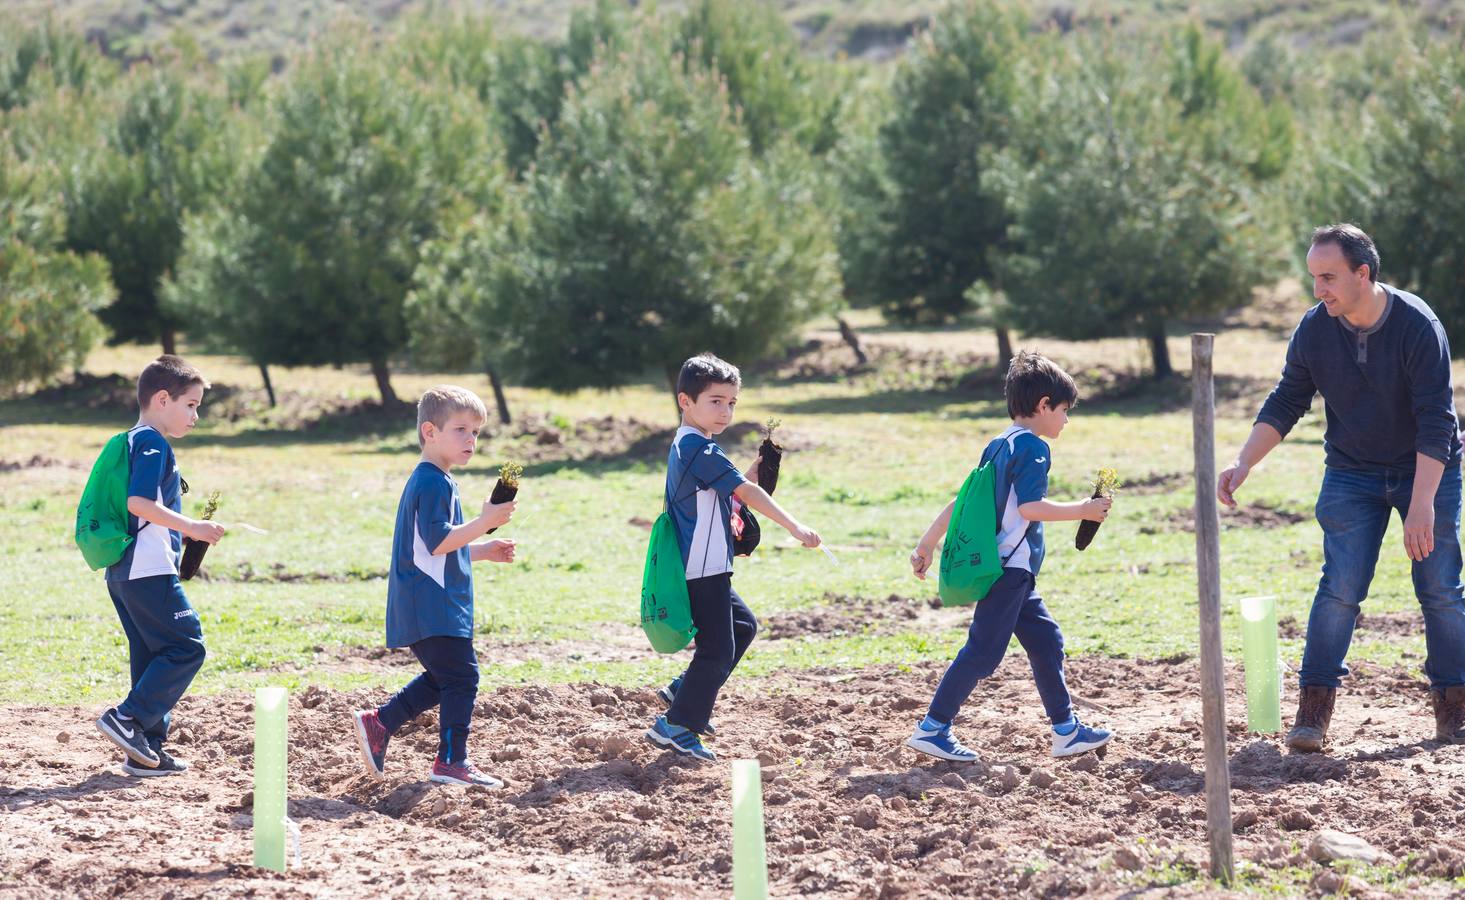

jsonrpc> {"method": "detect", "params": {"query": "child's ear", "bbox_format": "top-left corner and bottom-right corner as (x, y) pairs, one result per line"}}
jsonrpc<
(420, 421), (436, 444)
(1037, 395), (1053, 414)
(677, 392), (693, 412)
(147, 389), (170, 410)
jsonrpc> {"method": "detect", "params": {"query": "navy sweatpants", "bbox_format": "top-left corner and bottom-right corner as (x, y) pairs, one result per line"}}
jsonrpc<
(666, 573), (758, 733)
(926, 567), (1073, 726)
(108, 574), (207, 750)
(377, 635), (479, 764)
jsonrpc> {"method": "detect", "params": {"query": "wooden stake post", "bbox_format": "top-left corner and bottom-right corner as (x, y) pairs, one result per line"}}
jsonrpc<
(1190, 334), (1235, 883)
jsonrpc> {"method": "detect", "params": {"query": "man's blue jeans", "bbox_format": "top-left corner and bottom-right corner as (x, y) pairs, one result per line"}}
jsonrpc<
(1299, 462), (1465, 690)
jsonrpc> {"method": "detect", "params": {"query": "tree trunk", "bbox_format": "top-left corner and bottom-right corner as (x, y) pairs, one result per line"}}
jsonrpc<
(1147, 322), (1173, 379)
(666, 363), (683, 422)
(370, 356), (399, 406)
(485, 363), (512, 425)
(995, 327), (1014, 373)
(836, 315), (869, 366)
(161, 327), (177, 357)
(258, 363), (277, 408)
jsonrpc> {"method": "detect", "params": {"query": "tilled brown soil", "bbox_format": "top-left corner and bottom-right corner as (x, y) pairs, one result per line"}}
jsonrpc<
(3, 656), (1463, 898)
(761, 594), (936, 641)
(1141, 501), (1311, 534)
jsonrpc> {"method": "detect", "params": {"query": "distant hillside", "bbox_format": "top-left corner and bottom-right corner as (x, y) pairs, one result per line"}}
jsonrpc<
(9, 0), (1465, 65)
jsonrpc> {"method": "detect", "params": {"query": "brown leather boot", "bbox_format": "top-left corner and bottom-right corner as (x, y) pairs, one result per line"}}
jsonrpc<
(1284, 686), (1336, 752)
(1431, 686), (1465, 743)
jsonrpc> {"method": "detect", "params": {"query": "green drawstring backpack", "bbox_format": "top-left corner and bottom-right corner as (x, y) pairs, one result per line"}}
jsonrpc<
(75, 432), (132, 571)
(938, 428), (1032, 607)
(640, 437), (712, 653)
(937, 462), (1003, 607)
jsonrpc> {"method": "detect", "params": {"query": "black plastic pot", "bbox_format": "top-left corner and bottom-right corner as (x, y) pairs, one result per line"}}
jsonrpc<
(179, 537), (209, 580)
(756, 435), (783, 495)
(1075, 486), (1105, 551)
(486, 479), (518, 535)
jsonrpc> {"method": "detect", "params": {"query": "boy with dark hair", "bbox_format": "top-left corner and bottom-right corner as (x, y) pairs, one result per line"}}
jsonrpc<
(352, 386), (518, 787)
(646, 353), (823, 761)
(94, 355), (225, 775)
(907, 351), (1115, 761)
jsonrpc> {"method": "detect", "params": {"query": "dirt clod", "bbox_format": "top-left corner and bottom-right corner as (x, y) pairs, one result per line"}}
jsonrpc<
(1112, 845), (1148, 871)
(1279, 808), (1317, 831)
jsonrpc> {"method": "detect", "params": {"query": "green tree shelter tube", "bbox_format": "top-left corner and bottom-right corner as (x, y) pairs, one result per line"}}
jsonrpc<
(254, 687), (288, 872)
(732, 759), (768, 900)
(1238, 596), (1281, 733)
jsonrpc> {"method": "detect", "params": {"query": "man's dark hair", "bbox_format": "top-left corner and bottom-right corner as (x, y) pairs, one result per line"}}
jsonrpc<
(1311, 223), (1380, 283)
(676, 352), (741, 401)
(1005, 350), (1078, 418)
(137, 355), (209, 409)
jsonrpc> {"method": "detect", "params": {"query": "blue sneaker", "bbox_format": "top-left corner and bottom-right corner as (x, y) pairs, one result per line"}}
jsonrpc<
(1052, 720), (1112, 758)
(656, 677), (716, 736)
(905, 722), (980, 762)
(645, 715), (716, 761)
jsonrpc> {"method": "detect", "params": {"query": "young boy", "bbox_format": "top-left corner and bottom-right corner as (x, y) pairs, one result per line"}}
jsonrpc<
(647, 353), (822, 761)
(351, 386), (517, 787)
(95, 355), (225, 776)
(907, 351), (1114, 761)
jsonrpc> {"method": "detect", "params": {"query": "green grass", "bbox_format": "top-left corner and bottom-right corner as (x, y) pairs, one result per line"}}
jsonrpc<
(0, 305), (1443, 706)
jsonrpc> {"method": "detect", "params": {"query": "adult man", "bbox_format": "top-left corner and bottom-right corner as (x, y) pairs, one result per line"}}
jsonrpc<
(1218, 224), (1465, 751)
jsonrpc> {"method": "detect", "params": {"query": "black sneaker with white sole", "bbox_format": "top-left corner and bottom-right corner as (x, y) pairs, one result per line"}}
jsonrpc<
(122, 748), (189, 777)
(96, 708), (159, 768)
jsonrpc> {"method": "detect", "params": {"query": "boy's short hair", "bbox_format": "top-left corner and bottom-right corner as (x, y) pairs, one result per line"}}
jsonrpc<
(1005, 350), (1079, 418)
(417, 385), (488, 447)
(676, 353), (741, 401)
(137, 355), (210, 410)
(1310, 223), (1380, 283)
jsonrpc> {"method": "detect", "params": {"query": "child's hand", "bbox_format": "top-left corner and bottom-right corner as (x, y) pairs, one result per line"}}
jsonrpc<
(1081, 496), (1112, 522)
(482, 539), (516, 563)
(791, 523), (820, 548)
(188, 520), (226, 545)
(482, 499), (516, 530)
(910, 543), (935, 580)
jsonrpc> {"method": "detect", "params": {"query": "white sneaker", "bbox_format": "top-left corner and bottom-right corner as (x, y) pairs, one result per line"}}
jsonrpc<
(1052, 720), (1113, 758)
(906, 723), (980, 762)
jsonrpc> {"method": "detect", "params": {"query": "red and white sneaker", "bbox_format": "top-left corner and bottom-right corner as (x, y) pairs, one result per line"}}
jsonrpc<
(429, 759), (502, 788)
(352, 710), (390, 779)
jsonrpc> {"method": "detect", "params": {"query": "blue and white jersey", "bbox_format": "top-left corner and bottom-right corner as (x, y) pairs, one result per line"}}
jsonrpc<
(385, 461), (474, 648)
(666, 425), (747, 580)
(106, 425), (182, 582)
(981, 424), (1051, 577)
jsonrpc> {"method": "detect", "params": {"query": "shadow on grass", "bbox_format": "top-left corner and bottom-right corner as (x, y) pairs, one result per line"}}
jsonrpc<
(184, 401), (416, 448)
(1, 372), (418, 446)
(0, 399), (124, 429)
(764, 368), (1278, 419)
(767, 386), (1007, 418)
(1078, 372), (1276, 416)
